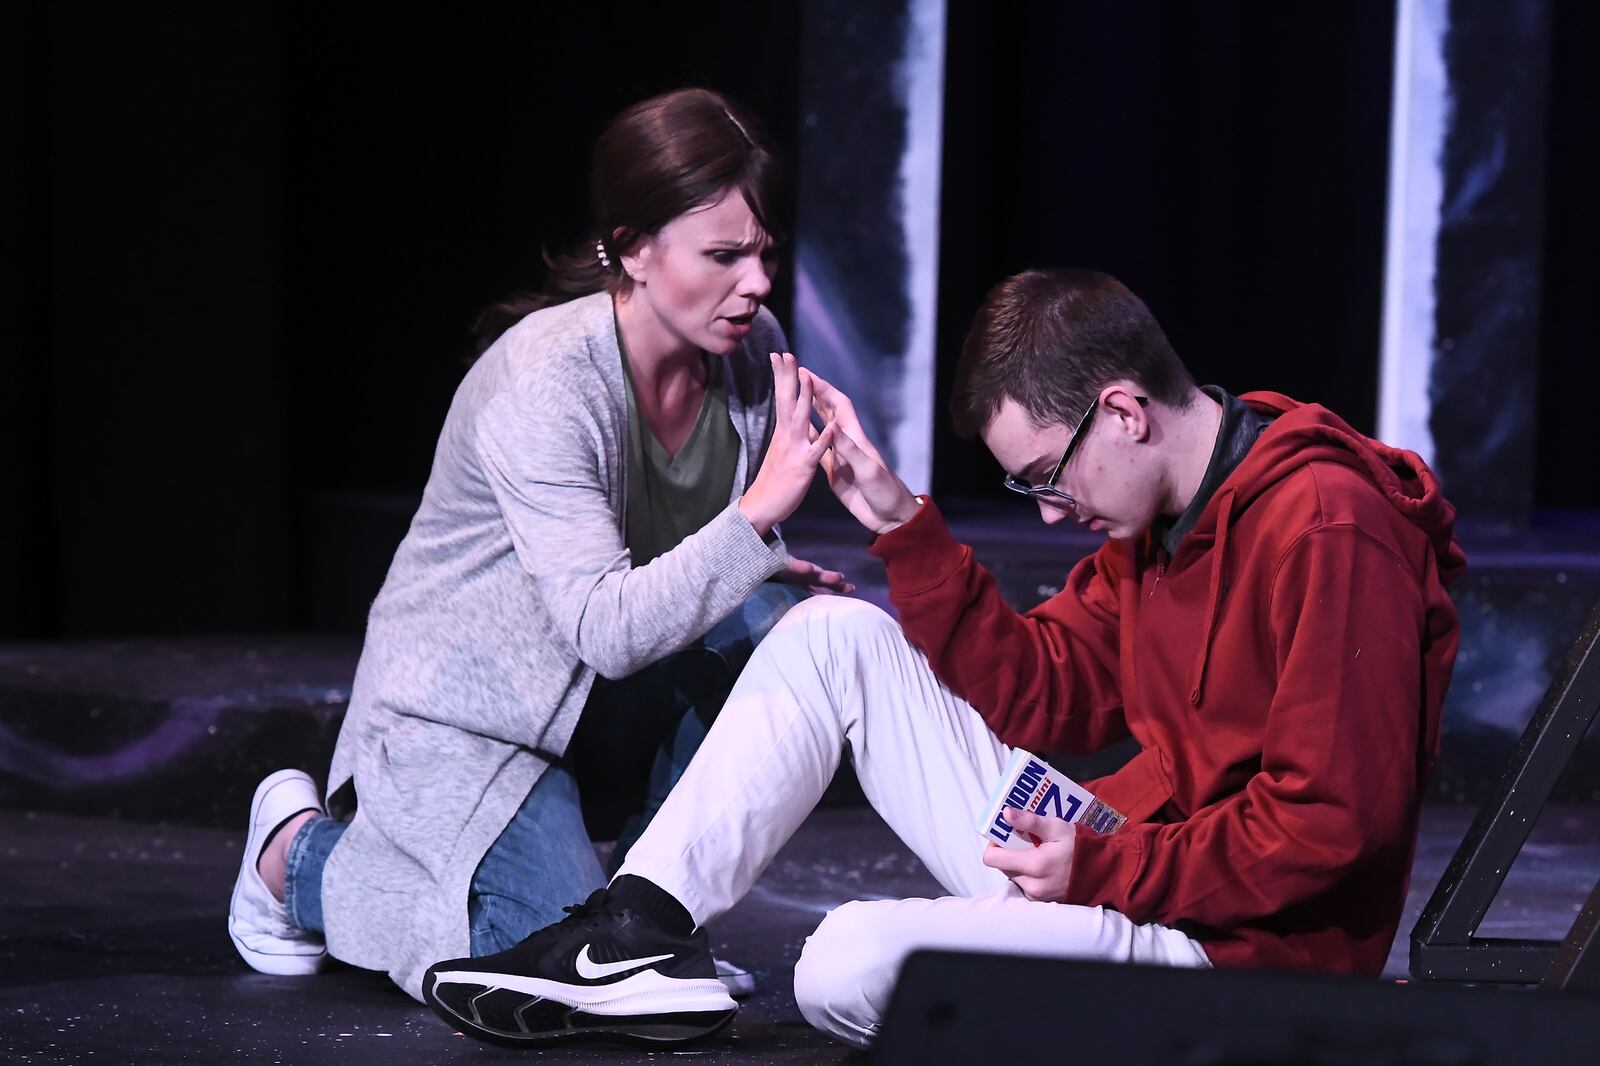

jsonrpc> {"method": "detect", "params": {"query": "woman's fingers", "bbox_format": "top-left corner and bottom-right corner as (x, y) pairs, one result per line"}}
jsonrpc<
(794, 360), (816, 427)
(805, 419), (838, 463)
(775, 352), (820, 440)
(770, 351), (798, 426)
(816, 567), (852, 593)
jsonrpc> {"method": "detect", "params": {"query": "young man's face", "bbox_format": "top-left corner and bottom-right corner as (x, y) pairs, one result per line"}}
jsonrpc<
(981, 392), (1164, 540)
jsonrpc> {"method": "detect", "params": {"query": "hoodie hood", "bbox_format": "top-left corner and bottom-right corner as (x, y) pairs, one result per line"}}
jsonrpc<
(1229, 392), (1466, 582)
(1177, 391), (1467, 706)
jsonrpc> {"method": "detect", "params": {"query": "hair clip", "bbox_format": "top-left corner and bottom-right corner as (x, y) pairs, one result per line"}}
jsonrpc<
(596, 239), (611, 269)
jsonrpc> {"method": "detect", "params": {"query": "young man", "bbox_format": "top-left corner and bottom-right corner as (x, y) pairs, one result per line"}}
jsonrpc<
(421, 269), (1465, 1048)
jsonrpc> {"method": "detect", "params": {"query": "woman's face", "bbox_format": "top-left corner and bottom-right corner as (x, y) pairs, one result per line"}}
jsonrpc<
(621, 188), (778, 356)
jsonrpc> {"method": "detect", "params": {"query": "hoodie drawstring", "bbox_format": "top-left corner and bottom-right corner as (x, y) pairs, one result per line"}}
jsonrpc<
(1188, 488), (1235, 706)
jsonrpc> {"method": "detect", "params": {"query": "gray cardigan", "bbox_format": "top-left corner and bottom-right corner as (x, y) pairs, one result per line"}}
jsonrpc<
(321, 292), (790, 999)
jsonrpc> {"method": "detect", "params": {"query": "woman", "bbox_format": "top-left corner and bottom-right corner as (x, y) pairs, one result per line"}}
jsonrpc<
(226, 88), (843, 1000)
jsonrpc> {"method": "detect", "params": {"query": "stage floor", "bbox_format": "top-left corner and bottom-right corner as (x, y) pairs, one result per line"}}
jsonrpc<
(4, 803), (1598, 1065)
(4, 505), (1596, 1062)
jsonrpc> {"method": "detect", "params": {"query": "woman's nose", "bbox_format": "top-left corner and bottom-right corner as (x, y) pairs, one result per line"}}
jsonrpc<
(740, 257), (773, 300)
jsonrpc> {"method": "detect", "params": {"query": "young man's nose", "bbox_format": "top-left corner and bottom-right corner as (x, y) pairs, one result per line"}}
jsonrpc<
(1037, 498), (1072, 525)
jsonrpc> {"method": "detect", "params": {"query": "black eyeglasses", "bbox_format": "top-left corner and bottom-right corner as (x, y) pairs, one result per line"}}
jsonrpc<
(1002, 395), (1147, 507)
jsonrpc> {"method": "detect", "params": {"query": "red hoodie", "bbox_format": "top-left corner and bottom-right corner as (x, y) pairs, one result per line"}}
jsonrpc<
(870, 393), (1465, 975)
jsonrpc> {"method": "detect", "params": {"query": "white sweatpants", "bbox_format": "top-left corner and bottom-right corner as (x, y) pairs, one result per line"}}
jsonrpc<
(616, 597), (1209, 1047)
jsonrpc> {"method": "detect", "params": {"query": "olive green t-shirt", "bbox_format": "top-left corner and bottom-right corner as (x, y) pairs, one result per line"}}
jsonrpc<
(619, 338), (740, 568)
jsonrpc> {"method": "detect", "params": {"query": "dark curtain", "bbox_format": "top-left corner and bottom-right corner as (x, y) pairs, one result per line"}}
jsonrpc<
(6, 1), (1591, 639)
(5, 3), (801, 639)
(934, 1), (1398, 498)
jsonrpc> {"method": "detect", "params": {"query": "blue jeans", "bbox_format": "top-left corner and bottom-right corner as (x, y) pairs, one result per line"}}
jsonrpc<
(284, 581), (805, 956)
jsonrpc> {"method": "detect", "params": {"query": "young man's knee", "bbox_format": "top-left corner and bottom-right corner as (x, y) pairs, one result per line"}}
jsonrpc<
(793, 900), (900, 1045)
(768, 595), (902, 653)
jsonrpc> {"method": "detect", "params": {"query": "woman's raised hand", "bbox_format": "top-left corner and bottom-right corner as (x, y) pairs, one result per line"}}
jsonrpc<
(802, 369), (920, 535)
(738, 353), (837, 537)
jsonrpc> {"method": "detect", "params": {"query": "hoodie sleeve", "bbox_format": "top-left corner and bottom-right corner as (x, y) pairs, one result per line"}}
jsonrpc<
(1062, 522), (1424, 928)
(870, 497), (1130, 753)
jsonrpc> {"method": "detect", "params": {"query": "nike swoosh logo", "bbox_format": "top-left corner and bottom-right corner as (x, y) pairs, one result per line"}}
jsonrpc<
(574, 944), (675, 980)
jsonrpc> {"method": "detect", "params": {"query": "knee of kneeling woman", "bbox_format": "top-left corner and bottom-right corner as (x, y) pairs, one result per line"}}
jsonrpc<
(793, 902), (896, 1048)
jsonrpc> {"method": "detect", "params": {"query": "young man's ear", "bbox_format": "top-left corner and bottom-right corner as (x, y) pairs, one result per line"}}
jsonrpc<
(1101, 385), (1152, 442)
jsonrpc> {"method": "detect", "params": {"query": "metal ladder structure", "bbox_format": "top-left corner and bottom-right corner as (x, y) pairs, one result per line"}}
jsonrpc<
(1411, 599), (1600, 991)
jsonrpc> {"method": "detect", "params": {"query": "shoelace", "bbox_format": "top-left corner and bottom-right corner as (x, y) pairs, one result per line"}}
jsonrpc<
(507, 888), (619, 950)
(563, 886), (620, 920)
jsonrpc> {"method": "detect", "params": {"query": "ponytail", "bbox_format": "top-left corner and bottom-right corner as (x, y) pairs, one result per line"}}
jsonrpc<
(470, 233), (623, 355)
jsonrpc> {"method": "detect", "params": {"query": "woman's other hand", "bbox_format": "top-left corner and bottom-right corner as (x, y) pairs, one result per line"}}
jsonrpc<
(774, 555), (854, 595)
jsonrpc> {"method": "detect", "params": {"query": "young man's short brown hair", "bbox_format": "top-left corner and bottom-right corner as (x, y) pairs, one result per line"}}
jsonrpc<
(950, 269), (1197, 438)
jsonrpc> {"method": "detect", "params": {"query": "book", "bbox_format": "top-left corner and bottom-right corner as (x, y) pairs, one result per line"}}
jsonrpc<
(978, 748), (1127, 850)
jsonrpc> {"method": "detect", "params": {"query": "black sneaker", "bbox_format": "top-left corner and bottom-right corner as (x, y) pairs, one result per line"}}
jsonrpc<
(421, 888), (737, 1047)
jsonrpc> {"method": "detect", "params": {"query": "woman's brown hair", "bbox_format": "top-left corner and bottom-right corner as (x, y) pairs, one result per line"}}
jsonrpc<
(472, 88), (790, 353)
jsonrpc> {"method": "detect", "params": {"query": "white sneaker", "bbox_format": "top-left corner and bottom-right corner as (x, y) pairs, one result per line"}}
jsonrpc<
(227, 769), (328, 975)
(714, 957), (757, 999)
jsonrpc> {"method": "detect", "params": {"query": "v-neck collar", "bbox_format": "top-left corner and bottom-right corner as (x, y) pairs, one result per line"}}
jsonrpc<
(614, 308), (715, 463)
(638, 368), (716, 468)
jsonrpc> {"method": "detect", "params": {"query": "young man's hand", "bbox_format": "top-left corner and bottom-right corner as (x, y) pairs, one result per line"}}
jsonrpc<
(981, 807), (1078, 901)
(801, 368), (920, 535)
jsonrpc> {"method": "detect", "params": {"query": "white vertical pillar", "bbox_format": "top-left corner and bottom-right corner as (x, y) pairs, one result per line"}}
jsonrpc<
(1378, 0), (1448, 466)
(888, 0), (945, 494)
(792, 0), (946, 496)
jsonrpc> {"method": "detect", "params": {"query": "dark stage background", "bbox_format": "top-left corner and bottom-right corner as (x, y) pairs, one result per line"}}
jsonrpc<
(5, 1), (1595, 640)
